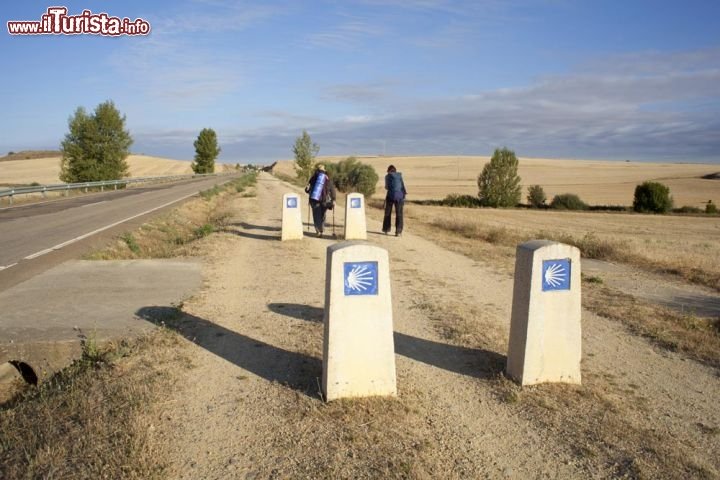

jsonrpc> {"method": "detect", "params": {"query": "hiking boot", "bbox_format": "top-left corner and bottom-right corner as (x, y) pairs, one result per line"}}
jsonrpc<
(395, 232), (402, 237)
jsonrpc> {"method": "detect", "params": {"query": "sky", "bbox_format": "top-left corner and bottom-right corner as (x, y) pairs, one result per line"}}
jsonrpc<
(1, 0), (719, 164)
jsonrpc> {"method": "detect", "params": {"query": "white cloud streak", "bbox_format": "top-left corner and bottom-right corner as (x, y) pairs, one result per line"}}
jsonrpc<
(136, 47), (720, 162)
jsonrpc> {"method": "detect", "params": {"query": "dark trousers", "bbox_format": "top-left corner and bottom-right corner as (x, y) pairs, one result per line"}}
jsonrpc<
(310, 200), (327, 232)
(382, 197), (404, 234)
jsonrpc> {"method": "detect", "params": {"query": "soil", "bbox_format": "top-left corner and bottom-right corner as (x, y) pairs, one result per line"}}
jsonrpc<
(145, 173), (719, 479)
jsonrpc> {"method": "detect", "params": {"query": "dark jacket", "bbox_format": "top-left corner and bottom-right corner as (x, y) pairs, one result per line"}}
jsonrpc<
(385, 172), (407, 201)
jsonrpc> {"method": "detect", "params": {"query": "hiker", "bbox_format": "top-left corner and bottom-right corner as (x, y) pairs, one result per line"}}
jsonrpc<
(305, 164), (336, 237)
(382, 164), (407, 236)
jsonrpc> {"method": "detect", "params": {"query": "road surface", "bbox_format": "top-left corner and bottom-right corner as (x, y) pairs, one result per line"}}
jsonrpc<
(0, 175), (236, 291)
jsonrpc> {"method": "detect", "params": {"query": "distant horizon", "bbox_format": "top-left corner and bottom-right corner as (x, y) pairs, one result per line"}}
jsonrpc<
(4, 148), (719, 167)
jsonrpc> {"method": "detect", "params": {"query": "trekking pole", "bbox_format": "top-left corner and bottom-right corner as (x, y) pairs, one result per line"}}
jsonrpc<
(307, 200), (310, 233)
(332, 205), (336, 238)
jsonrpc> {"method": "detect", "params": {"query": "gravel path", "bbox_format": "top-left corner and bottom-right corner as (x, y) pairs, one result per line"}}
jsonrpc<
(148, 173), (719, 479)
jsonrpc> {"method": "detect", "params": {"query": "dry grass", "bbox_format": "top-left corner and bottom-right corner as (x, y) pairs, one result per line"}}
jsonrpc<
(0, 328), (191, 479)
(584, 284), (720, 369)
(407, 287), (718, 478)
(493, 377), (719, 479)
(366, 202), (720, 368)
(399, 206), (720, 292)
(86, 174), (256, 260)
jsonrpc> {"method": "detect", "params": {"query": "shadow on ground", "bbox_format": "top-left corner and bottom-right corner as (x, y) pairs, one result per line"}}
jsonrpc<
(135, 306), (322, 398)
(268, 303), (505, 380)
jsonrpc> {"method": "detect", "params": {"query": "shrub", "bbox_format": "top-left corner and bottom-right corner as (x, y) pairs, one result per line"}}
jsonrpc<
(674, 206), (702, 214)
(325, 157), (378, 198)
(477, 147), (522, 207)
(706, 201), (718, 214)
(527, 185), (547, 208)
(550, 193), (588, 210)
(441, 194), (482, 208)
(633, 181), (673, 213)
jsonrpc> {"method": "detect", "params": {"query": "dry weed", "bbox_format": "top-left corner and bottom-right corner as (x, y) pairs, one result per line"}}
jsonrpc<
(0, 329), (189, 479)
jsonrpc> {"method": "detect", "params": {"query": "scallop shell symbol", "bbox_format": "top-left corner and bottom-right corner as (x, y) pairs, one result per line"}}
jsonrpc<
(544, 262), (566, 287)
(346, 264), (374, 292)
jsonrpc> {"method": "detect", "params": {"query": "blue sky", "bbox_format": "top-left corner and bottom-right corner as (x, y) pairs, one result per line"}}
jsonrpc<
(2, 0), (719, 164)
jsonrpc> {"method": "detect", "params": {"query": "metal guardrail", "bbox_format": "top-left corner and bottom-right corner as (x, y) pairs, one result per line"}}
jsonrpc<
(0, 173), (225, 205)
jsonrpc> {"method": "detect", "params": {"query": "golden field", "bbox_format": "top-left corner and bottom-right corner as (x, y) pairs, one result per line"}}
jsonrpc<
(274, 155), (719, 207)
(276, 154), (719, 289)
(0, 155), (193, 186)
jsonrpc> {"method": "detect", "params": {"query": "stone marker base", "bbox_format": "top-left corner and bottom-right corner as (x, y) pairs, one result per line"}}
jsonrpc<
(323, 242), (396, 401)
(281, 193), (303, 241)
(344, 193), (367, 240)
(506, 240), (582, 386)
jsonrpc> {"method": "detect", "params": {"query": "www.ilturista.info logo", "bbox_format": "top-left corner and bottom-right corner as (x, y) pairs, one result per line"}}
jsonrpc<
(7, 7), (151, 36)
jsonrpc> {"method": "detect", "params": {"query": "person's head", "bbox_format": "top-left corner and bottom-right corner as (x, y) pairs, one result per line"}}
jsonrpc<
(387, 165), (396, 173)
(316, 164), (326, 172)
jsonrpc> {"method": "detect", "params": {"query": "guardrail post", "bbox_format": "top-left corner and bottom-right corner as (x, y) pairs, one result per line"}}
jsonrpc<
(42, 187), (47, 199)
(9, 194), (13, 206)
(64, 187), (69, 197)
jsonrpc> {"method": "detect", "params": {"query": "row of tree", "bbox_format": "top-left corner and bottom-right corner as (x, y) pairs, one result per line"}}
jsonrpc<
(59, 101), (220, 183)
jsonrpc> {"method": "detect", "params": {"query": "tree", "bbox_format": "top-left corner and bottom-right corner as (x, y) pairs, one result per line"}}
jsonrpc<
(60, 101), (132, 183)
(192, 128), (220, 174)
(633, 181), (673, 213)
(293, 130), (319, 183)
(477, 147), (522, 207)
(527, 185), (547, 208)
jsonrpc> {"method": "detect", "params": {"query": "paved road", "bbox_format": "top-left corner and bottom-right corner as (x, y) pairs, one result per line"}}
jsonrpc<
(0, 175), (236, 291)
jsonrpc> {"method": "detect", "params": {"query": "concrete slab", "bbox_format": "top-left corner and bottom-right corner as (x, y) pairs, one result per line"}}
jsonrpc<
(0, 259), (202, 382)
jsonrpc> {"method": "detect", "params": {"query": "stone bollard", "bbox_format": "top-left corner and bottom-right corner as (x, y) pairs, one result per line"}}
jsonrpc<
(281, 193), (303, 241)
(506, 240), (582, 386)
(343, 193), (367, 240)
(323, 242), (397, 401)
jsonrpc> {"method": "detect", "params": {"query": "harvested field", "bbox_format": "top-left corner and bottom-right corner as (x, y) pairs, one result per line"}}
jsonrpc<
(273, 156), (719, 207)
(0, 154), (193, 186)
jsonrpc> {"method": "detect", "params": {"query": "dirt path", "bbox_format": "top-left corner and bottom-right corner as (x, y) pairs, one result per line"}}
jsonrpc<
(145, 173), (719, 479)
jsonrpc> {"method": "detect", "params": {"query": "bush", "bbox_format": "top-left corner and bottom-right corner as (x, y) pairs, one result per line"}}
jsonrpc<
(674, 206), (703, 214)
(441, 194), (482, 208)
(633, 181), (673, 213)
(325, 157), (378, 198)
(550, 193), (588, 210)
(527, 185), (547, 208)
(706, 201), (718, 214)
(477, 147), (522, 207)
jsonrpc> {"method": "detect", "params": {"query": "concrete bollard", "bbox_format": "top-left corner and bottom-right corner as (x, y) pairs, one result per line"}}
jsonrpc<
(506, 240), (582, 386)
(323, 242), (397, 401)
(343, 193), (367, 240)
(281, 193), (303, 241)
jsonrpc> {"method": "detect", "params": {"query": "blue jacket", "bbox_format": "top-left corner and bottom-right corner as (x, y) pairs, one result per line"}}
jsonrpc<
(385, 172), (406, 201)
